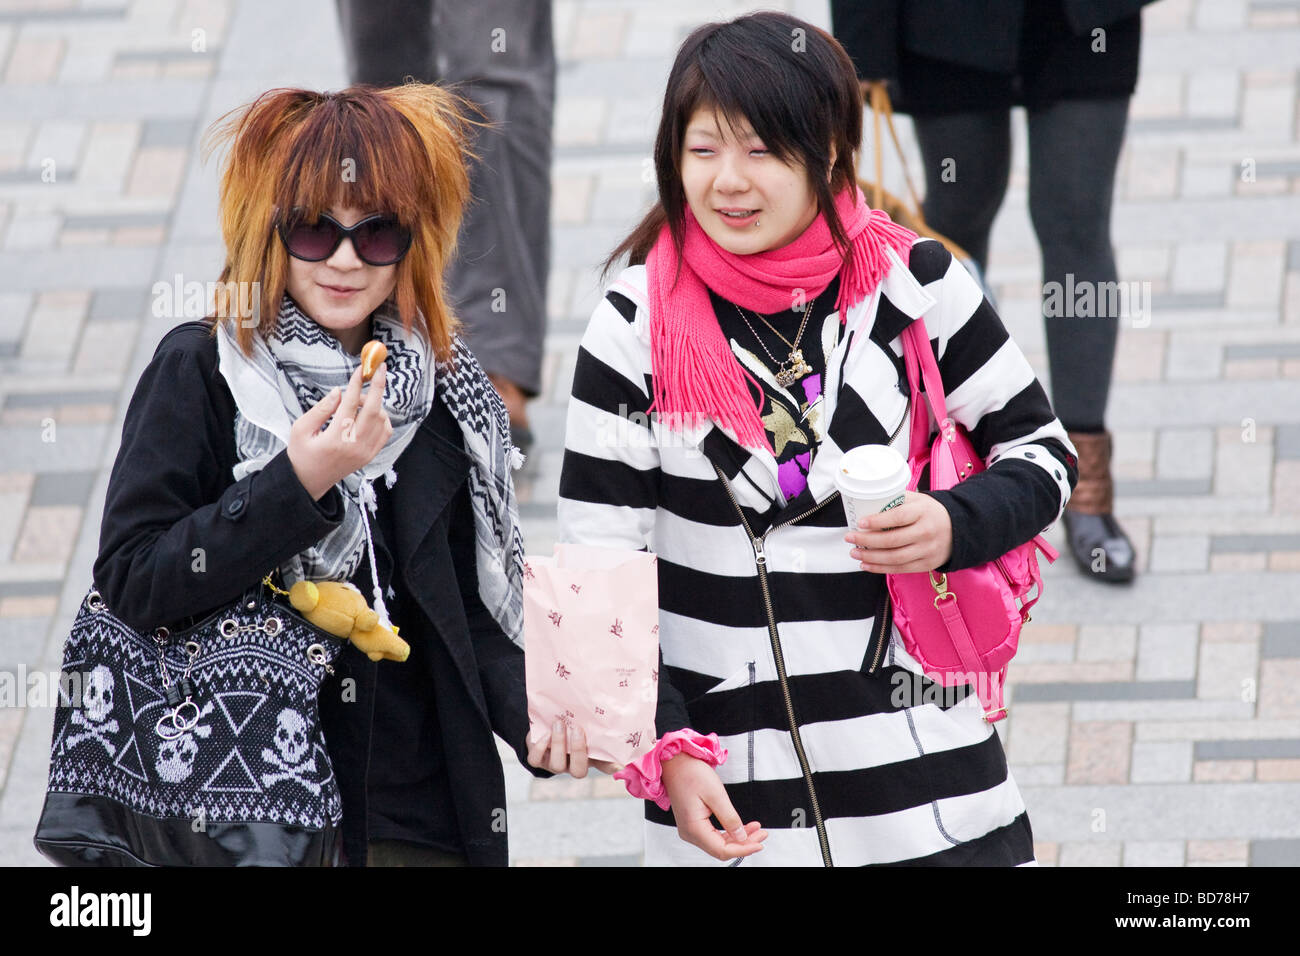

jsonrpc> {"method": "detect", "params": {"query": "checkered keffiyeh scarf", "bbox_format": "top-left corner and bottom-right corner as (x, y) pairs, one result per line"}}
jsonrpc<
(215, 295), (525, 646)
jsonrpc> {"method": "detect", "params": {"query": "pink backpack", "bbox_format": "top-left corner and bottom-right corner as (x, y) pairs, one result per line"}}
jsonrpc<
(886, 317), (1058, 721)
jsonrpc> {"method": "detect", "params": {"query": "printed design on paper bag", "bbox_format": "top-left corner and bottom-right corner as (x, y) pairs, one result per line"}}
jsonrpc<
(522, 562), (535, 581)
(616, 667), (636, 689)
(651, 624), (659, 635)
(260, 708), (321, 796)
(65, 664), (120, 756)
(547, 609), (563, 627)
(570, 584), (582, 595)
(651, 667), (659, 684)
(555, 662), (571, 680)
(594, 706), (605, 716)
(625, 731), (642, 749)
(610, 619), (623, 638)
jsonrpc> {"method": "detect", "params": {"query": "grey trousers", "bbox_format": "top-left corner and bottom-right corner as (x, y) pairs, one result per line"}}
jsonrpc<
(336, 0), (554, 396)
(912, 98), (1131, 432)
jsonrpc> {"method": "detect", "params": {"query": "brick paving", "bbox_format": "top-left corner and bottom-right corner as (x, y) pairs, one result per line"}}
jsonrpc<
(0, 0), (1298, 866)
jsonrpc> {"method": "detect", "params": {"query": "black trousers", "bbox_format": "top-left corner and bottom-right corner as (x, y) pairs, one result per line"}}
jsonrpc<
(335, 0), (555, 396)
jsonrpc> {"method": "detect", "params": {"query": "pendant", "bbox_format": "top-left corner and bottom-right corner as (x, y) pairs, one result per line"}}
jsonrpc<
(775, 349), (813, 387)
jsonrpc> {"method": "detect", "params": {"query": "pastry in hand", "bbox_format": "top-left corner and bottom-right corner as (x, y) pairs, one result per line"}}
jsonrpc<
(359, 340), (387, 382)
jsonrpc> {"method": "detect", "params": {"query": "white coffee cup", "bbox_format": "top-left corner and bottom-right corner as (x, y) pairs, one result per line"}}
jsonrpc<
(835, 444), (911, 530)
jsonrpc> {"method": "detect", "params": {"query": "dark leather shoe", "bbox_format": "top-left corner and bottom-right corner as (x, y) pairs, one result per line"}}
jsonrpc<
(1063, 509), (1135, 583)
(1063, 430), (1136, 583)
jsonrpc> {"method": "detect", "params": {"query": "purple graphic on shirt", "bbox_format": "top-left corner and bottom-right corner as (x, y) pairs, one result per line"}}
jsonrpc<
(801, 375), (822, 406)
(778, 452), (812, 500)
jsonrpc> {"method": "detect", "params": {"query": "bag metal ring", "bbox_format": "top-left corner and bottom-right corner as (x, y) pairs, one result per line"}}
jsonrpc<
(155, 712), (185, 740)
(185, 640), (201, 657)
(262, 616), (282, 636)
(171, 699), (200, 732)
(933, 591), (957, 609)
(86, 590), (105, 613)
(307, 643), (328, 667)
(219, 619), (239, 638)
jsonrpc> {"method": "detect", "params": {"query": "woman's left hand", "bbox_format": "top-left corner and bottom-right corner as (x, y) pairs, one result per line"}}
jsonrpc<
(527, 719), (621, 778)
(844, 492), (953, 574)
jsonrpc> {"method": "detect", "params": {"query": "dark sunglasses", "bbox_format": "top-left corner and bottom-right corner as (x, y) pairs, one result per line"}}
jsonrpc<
(277, 211), (412, 266)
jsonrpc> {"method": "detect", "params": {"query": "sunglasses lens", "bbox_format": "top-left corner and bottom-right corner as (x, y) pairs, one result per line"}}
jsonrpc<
(352, 218), (409, 265)
(283, 219), (339, 261)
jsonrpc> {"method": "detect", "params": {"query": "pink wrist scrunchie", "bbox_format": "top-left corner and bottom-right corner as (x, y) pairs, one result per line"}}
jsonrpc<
(613, 729), (728, 811)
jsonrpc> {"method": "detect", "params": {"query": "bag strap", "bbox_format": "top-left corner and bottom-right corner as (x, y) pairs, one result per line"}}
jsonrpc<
(869, 84), (926, 221)
(900, 315), (1058, 560)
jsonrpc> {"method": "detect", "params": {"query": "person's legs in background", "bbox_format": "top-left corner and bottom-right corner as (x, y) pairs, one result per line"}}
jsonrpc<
(1027, 95), (1136, 582)
(335, 0), (554, 452)
(911, 109), (1013, 276)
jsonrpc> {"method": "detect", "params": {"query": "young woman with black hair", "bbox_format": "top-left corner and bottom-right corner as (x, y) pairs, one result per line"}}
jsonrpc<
(558, 12), (1078, 866)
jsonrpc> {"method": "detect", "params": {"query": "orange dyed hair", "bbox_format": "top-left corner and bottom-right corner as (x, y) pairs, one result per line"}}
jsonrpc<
(201, 83), (479, 362)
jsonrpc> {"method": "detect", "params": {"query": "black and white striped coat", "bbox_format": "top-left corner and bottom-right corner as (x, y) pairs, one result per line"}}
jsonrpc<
(558, 239), (1077, 866)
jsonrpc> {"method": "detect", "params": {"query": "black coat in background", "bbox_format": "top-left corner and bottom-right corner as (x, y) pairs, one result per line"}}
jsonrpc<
(831, 0), (1156, 113)
(92, 321), (541, 866)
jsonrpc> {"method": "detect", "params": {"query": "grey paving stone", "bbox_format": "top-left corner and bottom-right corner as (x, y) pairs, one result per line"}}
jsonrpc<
(1021, 783), (1300, 840)
(1194, 738), (1300, 760)
(1276, 425), (1300, 460)
(1058, 841), (1122, 866)
(1149, 291), (1227, 310)
(1164, 341), (1223, 380)
(1250, 839), (1300, 866)
(505, 796), (644, 861)
(0, 83), (207, 123)
(577, 853), (641, 866)
(28, 470), (98, 507)
(1210, 533), (1300, 552)
(1138, 624), (1200, 681)
(1256, 160), (1300, 178)
(0, 827), (48, 867)
(4, 391), (117, 409)
(0, 8), (121, 20)
(64, 212), (168, 231)
(1129, 117), (1238, 134)
(1262, 621), (1300, 658)
(0, 581), (62, 599)
(1148, 534), (1210, 572)
(1130, 741), (1194, 783)
(140, 118), (197, 149)
(1012, 681), (1195, 703)
(0, 425), (108, 473)
(0, 249), (162, 292)
(1113, 478), (1212, 496)
(88, 288), (150, 322)
(1123, 841), (1186, 867)
(1111, 379), (1300, 430)
(1288, 239), (1300, 273)
(1225, 342), (1300, 359)
(1155, 427), (1214, 480)
(0, 619), (48, 671)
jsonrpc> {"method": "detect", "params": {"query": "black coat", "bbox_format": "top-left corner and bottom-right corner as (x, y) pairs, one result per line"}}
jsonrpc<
(92, 320), (540, 866)
(831, 0), (1154, 114)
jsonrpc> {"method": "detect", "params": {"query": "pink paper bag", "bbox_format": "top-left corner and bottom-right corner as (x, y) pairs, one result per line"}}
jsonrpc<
(524, 543), (660, 767)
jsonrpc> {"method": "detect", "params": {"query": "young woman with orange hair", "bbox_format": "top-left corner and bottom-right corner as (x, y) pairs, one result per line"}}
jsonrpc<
(92, 84), (597, 866)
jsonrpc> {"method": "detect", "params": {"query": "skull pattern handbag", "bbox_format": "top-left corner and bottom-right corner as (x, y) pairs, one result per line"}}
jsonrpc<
(33, 578), (344, 866)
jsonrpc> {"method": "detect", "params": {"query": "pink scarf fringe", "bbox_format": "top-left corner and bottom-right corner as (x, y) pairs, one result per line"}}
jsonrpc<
(647, 187), (917, 452)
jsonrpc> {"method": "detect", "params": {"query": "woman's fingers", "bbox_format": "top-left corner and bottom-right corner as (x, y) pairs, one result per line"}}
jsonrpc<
(566, 723), (590, 779)
(525, 724), (550, 769)
(324, 365), (364, 437)
(296, 386), (342, 435)
(546, 719), (568, 774)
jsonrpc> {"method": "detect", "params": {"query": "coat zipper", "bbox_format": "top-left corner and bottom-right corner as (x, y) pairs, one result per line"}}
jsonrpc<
(713, 463), (837, 868)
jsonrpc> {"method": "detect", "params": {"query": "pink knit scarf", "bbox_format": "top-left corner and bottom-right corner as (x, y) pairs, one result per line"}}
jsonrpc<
(647, 187), (917, 452)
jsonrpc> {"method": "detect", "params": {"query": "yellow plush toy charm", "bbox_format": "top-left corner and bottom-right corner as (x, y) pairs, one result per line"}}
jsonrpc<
(288, 580), (410, 663)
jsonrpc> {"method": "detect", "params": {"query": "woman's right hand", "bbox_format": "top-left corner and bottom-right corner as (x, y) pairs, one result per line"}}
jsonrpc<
(287, 363), (393, 500)
(661, 753), (766, 861)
